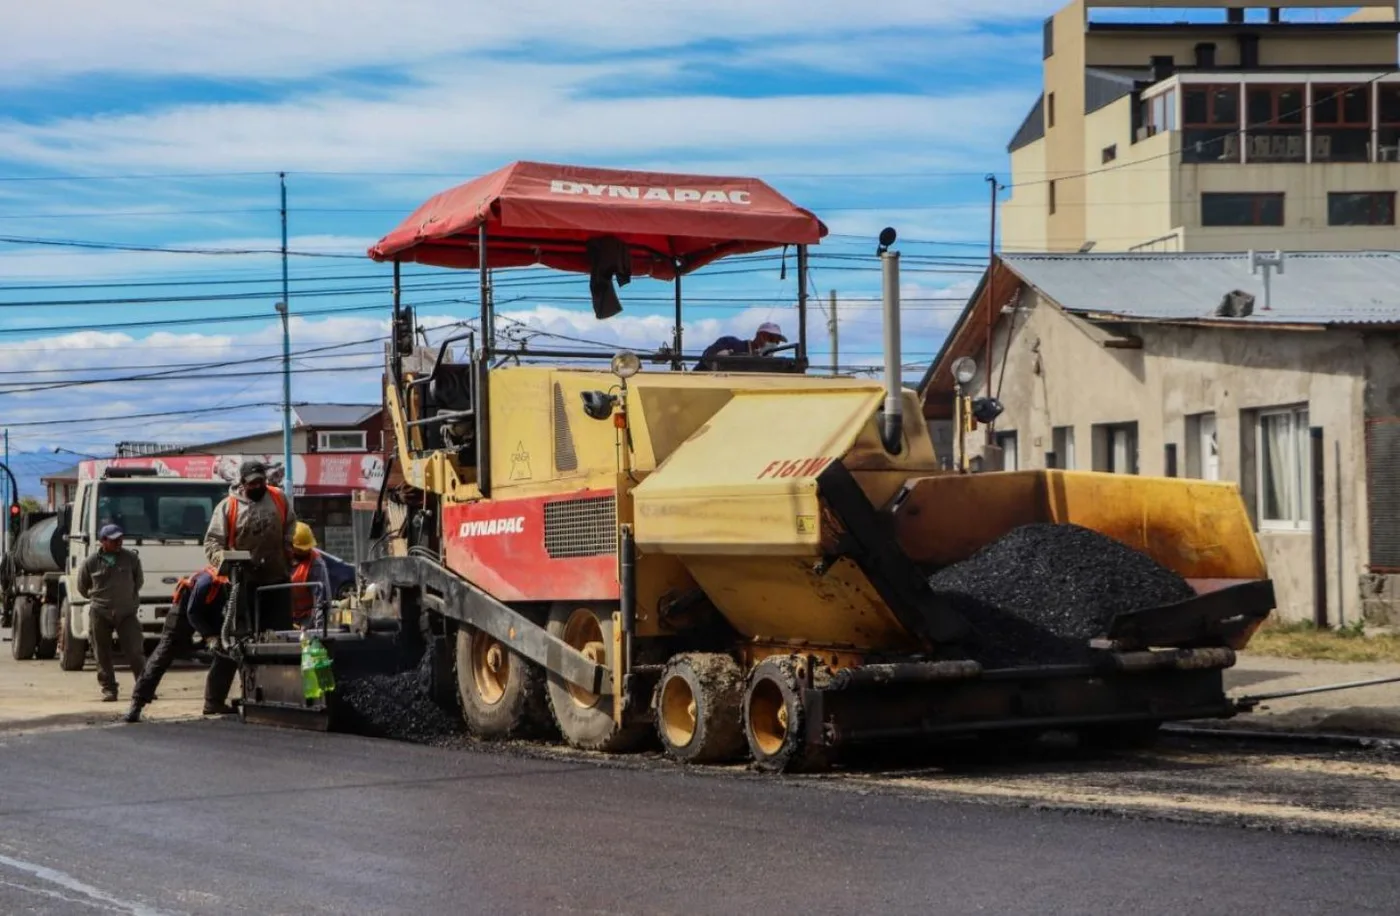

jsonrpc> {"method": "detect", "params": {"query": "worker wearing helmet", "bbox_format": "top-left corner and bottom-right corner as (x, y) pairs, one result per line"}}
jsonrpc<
(697, 321), (787, 371)
(289, 522), (333, 630)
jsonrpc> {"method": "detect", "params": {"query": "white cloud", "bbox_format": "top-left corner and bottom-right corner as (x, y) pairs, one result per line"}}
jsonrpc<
(0, 1), (1057, 84)
(0, 66), (1028, 175)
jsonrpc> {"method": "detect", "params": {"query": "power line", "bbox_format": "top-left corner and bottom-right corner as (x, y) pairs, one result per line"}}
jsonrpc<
(0, 402), (293, 429)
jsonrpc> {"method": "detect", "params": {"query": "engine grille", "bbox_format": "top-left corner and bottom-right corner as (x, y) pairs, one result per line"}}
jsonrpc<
(543, 495), (617, 559)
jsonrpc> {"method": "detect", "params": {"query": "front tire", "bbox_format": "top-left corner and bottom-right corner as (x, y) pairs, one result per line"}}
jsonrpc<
(743, 656), (832, 774)
(10, 597), (37, 660)
(544, 604), (650, 753)
(57, 598), (87, 671)
(455, 625), (551, 739)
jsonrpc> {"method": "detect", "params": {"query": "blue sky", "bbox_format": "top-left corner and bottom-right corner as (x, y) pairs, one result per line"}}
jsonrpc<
(0, 2), (1361, 496)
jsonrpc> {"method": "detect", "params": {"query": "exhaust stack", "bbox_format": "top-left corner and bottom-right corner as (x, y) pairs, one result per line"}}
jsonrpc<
(878, 227), (902, 454)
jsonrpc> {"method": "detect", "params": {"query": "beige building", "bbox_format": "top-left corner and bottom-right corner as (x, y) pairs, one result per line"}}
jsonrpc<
(918, 250), (1400, 627)
(1003, 0), (1400, 253)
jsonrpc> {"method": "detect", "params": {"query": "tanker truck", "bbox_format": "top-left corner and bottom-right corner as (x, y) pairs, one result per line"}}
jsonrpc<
(3, 510), (68, 660)
(5, 466), (229, 668)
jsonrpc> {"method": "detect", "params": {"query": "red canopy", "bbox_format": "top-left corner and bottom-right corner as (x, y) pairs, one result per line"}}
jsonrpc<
(367, 160), (827, 280)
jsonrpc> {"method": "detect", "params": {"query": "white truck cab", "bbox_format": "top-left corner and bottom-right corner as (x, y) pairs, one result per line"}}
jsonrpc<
(58, 467), (229, 670)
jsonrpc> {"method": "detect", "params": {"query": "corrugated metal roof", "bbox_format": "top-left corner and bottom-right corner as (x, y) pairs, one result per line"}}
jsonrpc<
(999, 251), (1400, 326)
(292, 403), (381, 428)
(1007, 95), (1045, 153)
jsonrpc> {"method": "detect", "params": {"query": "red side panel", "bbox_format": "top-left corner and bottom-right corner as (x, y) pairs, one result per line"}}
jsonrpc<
(441, 491), (619, 603)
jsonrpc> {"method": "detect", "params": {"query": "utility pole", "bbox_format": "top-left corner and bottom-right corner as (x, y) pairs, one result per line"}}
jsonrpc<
(278, 171), (294, 502)
(828, 289), (839, 375)
(984, 174), (1001, 445)
(3, 429), (8, 552)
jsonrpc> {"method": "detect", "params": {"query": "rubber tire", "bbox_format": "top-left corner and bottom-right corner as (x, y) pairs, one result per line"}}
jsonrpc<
(653, 653), (747, 764)
(544, 604), (651, 753)
(454, 626), (552, 739)
(10, 597), (37, 661)
(34, 603), (59, 660)
(1077, 720), (1162, 752)
(57, 598), (87, 672)
(742, 656), (832, 774)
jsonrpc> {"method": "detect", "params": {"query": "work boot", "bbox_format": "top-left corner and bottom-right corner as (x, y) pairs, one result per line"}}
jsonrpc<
(202, 702), (236, 716)
(101, 687), (118, 703)
(123, 701), (144, 724)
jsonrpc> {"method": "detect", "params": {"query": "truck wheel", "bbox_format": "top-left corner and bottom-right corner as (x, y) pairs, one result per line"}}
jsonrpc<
(35, 603), (60, 660)
(742, 656), (832, 774)
(654, 653), (747, 764)
(455, 626), (551, 739)
(9, 597), (37, 661)
(57, 598), (87, 672)
(544, 604), (651, 753)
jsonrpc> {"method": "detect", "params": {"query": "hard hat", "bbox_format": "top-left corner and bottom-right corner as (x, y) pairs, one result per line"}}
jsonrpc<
(292, 522), (317, 551)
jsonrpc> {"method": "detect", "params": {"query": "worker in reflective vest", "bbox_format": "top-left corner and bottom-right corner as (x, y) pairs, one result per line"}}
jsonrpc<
(290, 522), (332, 630)
(201, 460), (297, 712)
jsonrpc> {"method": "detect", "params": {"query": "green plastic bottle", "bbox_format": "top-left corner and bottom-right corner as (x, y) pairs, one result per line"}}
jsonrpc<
(312, 638), (336, 695)
(301, 632), (323, 701)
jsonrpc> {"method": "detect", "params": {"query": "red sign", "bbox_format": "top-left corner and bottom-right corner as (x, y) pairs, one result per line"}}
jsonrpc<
(78, 453), (387, 497)
(442, 490), (618, 603)
(757, 457), (832, 480)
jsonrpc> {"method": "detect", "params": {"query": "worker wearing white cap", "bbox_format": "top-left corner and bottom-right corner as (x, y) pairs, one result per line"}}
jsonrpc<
(698, 321), (787, 370)
(75, 523), (147, 702)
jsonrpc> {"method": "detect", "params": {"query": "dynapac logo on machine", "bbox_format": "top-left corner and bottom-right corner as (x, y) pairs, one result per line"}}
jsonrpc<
(550, 179), (751, 205)
(459, 516), (526, 537)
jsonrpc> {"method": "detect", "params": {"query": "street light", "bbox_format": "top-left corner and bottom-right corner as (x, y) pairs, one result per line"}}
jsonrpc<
(275, 301), (294, 501)
(950, 358), (977, 473)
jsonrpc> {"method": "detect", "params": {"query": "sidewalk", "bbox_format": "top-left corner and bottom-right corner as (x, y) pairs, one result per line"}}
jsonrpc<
(1214, 653), (1400, 736)
(0, 626), (208, 732)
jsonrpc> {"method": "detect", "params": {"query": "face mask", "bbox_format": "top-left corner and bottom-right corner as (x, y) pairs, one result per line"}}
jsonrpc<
(245, 485), (267, 502)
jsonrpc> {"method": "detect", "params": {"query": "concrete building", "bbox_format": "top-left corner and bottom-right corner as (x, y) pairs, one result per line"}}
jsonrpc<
(1004, 0), (1400, 253)
(919, 250), (1400, 627)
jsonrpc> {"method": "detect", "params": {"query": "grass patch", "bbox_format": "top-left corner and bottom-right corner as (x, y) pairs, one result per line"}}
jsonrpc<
(1244, 619), (1400, 663)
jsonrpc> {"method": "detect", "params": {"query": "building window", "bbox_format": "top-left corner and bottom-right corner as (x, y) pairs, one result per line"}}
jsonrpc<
(1183, 84), (1241, 163)
(1244, 84), (1305, 163)
(1184, 412), (1219, 481)
(995, 431), (1019, 471)
(1381, 85), (1400, 162)
(1092, 422), (1138, 475)
(1043, 17), (1054, 59)
(1314, 84), (1373, 162)
(1047, 92), (1055, 129)
(1102, 144), (1117, 164)
(317, 430), (368, 452)
(1201, 192), (1284, 227)
(1255, 405), (1310, 530)
(1052, 426), (1076, 470)
(1328, 192), (1396, 226)
(1048, 179), (1057, 214)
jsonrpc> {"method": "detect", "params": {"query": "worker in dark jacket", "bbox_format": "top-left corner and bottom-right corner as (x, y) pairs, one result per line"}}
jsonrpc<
(75, 524), (146, 702)
(696, 321), (786, 371)
(124, 567), (232, 724)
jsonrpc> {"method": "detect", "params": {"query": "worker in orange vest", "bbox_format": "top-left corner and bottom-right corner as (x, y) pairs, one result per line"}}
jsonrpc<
(290, 522), (332, 630)
(201, 460), (297, 713)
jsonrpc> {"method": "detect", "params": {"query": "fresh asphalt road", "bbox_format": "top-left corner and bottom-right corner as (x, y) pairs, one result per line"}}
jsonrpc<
(0, 721), (1396, 916)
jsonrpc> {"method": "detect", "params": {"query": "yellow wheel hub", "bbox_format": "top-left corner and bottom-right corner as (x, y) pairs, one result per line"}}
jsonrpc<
(660, 674), (698, 749)
(470, 632), (510, 706)
(562, 609), (606, 709)
(748, 678), (788, 757)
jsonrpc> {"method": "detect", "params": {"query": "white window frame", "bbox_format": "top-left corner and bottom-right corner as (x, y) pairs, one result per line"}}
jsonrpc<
(1255, 405), (1310, 531)
(996, 431), (1019, 471)
(1052, 426), (1076, 470)
(317, 430), (368, 452)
